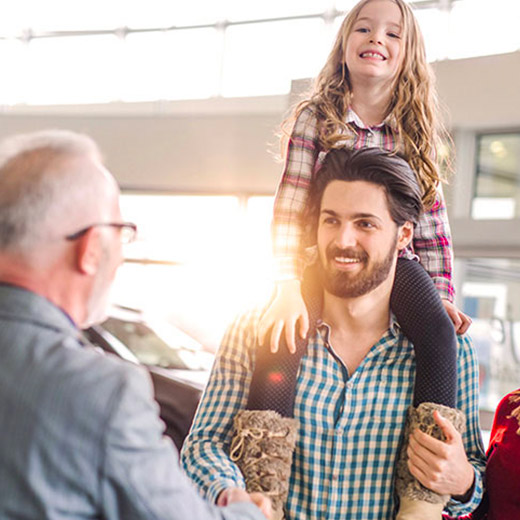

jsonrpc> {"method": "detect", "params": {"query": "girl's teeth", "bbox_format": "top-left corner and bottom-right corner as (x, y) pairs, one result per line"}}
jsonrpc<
(361, 52), (383, 59)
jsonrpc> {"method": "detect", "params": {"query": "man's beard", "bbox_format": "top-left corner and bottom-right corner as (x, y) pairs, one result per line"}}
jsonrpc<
(318, 236), (398, 298)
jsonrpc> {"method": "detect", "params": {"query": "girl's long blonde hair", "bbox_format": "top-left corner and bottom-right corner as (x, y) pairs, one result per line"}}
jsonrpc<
(284, 0), (449, 209)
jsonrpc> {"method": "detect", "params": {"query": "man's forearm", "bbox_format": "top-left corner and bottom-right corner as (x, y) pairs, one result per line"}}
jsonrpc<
(181, 311), (260, 500)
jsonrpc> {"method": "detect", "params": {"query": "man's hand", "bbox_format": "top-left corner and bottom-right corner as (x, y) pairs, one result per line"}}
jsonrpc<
(442, 299), (472, 334)
(258, 279), (309, 354)
(217, 487), (272, 518)
(407, 411), (475, 498)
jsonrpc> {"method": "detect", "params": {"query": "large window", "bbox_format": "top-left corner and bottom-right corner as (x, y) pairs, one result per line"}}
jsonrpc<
(448, 0), (520, 60)
(473, 133), (520, 219)
(25, 35), (121, 105)
(1, 0), (519, 104)
(450, 129), (520, 443)
(121, 29), (221, 102)
(221, 18), (328, 98)
(111, 193), (274, 350)
(458, 258), (520, 414)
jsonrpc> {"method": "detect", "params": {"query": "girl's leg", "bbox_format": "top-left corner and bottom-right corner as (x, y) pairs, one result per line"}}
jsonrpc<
(247, 267), (322, 417)
(391, 257), (457, 407)
(391, 258), (461, 519)
(246, 331), (304, 417)
(235, 274), (321, 519)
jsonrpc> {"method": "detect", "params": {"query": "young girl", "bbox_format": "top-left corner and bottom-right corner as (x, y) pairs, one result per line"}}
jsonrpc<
(252, 0), (471, 517)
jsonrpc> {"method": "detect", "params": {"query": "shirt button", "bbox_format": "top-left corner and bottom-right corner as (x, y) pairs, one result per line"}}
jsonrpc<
(346, 381), (354, 389)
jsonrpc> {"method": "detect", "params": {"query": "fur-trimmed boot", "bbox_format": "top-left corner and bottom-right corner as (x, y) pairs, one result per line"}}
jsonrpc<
(230, 410), (298, 520)
(395, 402), (466, 520)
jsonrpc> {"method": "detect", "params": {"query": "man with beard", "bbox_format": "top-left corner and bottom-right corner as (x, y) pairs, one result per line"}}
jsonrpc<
(182, 147), (486, 519)
(0, 130), (271, 520)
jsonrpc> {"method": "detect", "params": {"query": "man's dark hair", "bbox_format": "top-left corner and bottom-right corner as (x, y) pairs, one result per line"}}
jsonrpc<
(305, 147), (424, 242)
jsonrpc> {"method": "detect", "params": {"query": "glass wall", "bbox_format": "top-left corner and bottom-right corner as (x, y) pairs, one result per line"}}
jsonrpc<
(459, 258), (520, 414)
(1, 0), (519, 104)
(473, 133), (520, 219)
(111, 192), (274, 351)
(454, 129), (520, 440)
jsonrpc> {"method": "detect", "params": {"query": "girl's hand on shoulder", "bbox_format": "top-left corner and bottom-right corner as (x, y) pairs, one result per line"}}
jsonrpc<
(442, 299), (472, 334)
(258, 279), (309, 354)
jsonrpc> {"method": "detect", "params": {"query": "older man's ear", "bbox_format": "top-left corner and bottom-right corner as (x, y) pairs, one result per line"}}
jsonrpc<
(397, 221), (414, 251)
(74, 228), (102, 276)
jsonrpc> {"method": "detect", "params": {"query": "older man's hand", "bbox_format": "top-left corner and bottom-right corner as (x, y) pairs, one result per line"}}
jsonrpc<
(218, 487), (272, 518)
(407, 410), (475, 499)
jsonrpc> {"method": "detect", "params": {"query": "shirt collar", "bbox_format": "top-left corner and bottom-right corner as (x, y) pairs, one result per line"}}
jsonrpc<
(316, 311), (401, 341)
(0, 283), (80, 335)
(346, 107), (397, 132)
(388, 312), (401, 338)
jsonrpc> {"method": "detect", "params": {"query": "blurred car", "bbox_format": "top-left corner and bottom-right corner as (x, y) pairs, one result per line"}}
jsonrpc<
(84, 306), (213, 451)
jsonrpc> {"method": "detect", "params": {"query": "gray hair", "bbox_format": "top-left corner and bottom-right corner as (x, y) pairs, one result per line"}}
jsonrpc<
(0, 129), (103, 252)
(305, 147), (424, 244)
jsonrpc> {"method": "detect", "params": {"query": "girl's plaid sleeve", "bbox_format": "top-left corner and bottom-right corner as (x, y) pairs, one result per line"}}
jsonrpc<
(272, 105), (321, 281)
(413, 186), (455, 301)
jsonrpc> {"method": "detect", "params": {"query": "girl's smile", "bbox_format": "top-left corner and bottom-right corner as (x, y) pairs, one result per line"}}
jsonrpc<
(345, 0), (403, 86)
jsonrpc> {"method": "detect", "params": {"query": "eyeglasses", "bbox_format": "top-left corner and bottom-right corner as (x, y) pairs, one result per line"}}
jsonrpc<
(65, 222), (138, 244)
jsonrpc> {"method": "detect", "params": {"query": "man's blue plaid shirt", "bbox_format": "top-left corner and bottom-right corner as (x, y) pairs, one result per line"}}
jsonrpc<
(182, 309), (486, 519)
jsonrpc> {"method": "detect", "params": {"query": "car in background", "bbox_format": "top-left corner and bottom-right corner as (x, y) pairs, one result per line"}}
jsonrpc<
(84, 306), (214, 451)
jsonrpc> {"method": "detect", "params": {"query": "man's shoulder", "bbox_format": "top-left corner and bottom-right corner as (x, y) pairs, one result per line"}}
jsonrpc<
(53, 338), (152, 415)
(230, 303), (268, 331)
(456, 333), (477, 356)
(452, 333), (480, 379)
(0, 314), (157, 470)
(0, 312), (151, 419)
(393, 325), (477, 364)
(230, 305), (264, 327)
(219, 306), (266, 353)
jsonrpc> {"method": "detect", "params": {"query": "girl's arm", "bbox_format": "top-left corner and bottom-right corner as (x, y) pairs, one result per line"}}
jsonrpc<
(413, 186), (454, 301)
(271, 105), (321, 281)
(258, 106), (321, 352)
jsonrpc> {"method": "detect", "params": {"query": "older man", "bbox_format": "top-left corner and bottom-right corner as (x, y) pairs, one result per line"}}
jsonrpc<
(0, 130), (270, 520)
(182, 147), (486, 519)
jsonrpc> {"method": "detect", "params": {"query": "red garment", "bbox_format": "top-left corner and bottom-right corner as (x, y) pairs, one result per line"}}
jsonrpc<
(472, 390), (520, 519)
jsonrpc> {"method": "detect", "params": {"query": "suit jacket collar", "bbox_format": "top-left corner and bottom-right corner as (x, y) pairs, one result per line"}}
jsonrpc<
(0, 283), (78, 336)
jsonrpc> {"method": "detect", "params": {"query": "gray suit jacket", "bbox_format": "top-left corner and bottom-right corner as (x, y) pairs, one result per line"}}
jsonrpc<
(0, 284), (263, 520)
